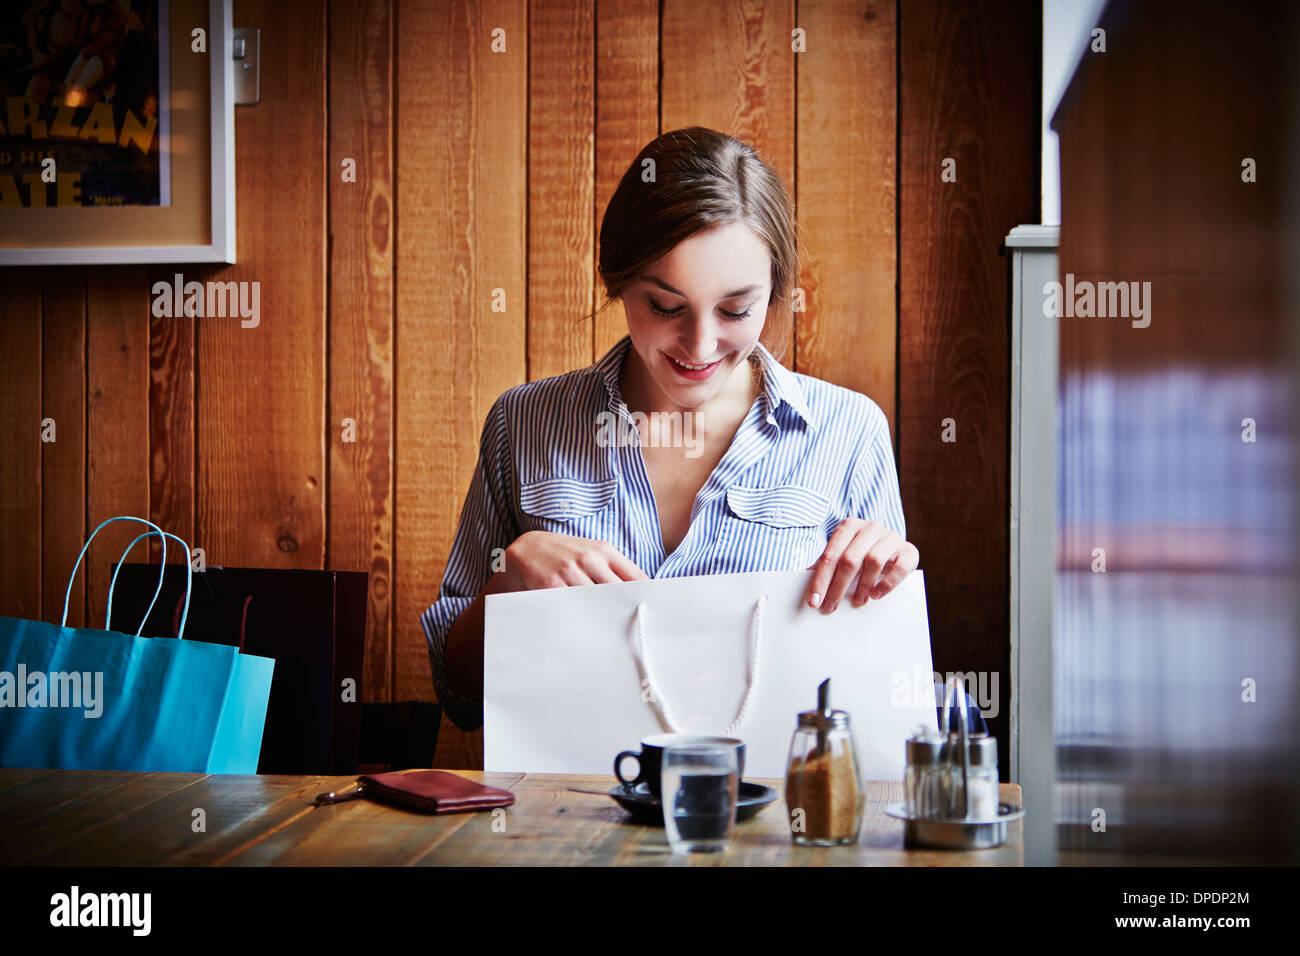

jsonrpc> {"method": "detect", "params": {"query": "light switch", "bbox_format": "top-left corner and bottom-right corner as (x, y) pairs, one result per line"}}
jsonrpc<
(233, 28), (260, 105)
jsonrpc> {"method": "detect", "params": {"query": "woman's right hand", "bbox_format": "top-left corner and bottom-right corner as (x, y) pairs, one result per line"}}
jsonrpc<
(493, 530), (648, 592)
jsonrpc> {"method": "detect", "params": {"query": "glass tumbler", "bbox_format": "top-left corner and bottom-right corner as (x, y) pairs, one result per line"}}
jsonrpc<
(660, 743), (740, 854)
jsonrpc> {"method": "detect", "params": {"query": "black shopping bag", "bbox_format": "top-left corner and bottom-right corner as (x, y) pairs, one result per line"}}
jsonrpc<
(109, 564), (367, 774)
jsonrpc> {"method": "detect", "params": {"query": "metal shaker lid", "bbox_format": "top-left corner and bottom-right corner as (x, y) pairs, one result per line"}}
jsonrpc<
(906, 736), (944, 764)
(797, 708), (850, 730)
(905, 724), (944, 764)
(965, 734), (998, 767)
(798, 677), (849, 731)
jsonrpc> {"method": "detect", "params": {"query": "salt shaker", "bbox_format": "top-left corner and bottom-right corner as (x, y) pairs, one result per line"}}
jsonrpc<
(963, 734), (1000, 820)
(903, 724), (945, 818)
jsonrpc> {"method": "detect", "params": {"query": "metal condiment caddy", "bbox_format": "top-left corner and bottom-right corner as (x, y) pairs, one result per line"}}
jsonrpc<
(884, 677), (1025, 850)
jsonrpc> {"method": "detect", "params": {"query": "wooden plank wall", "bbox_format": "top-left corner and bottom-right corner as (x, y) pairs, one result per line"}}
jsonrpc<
(0, 0), (1038, 771)
(0, 271), (41, 622)
(394, 0), (528, 769)
(899, 0), (1039, 768)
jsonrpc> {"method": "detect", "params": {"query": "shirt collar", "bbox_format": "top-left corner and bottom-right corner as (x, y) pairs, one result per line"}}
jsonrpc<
(750, 338), (817, 432)
(593, 335), (817, 432)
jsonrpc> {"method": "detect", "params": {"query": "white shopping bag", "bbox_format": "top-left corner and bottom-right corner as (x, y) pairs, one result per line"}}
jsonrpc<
(483, 569), (938, 780)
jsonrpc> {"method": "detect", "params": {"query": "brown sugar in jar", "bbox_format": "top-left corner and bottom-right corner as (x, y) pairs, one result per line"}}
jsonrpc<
(784, 708), (865, 846)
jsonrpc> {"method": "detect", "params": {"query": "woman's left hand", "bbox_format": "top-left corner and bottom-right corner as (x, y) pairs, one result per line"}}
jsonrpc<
(806, 518), (919, 611)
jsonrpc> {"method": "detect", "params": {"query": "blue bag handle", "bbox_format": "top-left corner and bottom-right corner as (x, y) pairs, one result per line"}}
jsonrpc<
(106, 530), (195, 638)
(61, 517), (193, 640)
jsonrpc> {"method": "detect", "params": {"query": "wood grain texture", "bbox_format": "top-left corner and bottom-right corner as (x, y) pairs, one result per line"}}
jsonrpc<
(328, 0), (394, 704)
(40, 268), (86, 626)
(85, 267), (151, 631)
(592, 0), (658, 359)
(395, 0), (528, 767)
(898, 0), (1040, 773)
(0, 769), (1022, 865)
(148, 266), (195, 563)
(528, 0), (595, 382)
(0, 269), (42, 620)
(795, 0), (896, 434)
(14, 773), (340, 866)
(0, 768), (53, 794)
(218, 771), (525, 865)
(0, 770), (203, 865)
(197, 0), (327, 570)
(661, 0), (796, 365)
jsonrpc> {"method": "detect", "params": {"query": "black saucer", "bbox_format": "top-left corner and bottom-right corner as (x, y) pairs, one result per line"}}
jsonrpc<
(609, 781), (778, 826)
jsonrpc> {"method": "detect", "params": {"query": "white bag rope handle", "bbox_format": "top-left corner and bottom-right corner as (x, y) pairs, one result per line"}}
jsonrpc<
(633, 594), (767, 737)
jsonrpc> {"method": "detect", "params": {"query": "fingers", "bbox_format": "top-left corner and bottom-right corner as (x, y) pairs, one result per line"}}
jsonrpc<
(851, 534), (903, 606)
(580, 542), (649, 585)
(864, 553), (900, 602)
(807, 520), (860, 608)
(560, 540), (647, 586)
(869, 542), (919, 599)
(823, 523), (891, 611)
(553, 558), (597, 588)
(604, 547), (649, 582)
(809, 520), (887, 610)
(509, 532), (647, 589)
(809, 520), (920, 611)
(580, 554), (625, 585)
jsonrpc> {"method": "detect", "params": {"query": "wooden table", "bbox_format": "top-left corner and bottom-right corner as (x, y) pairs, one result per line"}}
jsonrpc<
(0, 768), (1022, 866)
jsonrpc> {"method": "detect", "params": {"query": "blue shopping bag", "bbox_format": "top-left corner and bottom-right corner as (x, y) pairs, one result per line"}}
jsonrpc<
(0, 517), (274, 773)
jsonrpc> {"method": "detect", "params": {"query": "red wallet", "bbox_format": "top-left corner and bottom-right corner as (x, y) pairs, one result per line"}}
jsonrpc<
(353, 770), (516, 814)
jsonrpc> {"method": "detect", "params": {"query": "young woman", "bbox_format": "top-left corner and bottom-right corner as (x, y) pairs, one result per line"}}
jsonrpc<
(422, 127), (919, 732)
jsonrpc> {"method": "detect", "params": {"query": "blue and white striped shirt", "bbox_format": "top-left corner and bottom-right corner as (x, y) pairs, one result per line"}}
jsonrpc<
(421, 335), (907, 731)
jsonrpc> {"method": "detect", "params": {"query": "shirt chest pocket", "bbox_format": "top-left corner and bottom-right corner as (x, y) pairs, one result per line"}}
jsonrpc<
(715, 484), (832, 573)
(518, 476), (617, 535)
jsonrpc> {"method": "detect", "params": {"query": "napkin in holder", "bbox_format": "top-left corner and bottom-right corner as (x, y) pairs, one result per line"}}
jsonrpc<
(316, 770), (515, 814)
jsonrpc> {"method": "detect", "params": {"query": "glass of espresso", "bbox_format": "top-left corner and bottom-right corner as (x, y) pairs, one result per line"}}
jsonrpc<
(660, 742), (740, 853)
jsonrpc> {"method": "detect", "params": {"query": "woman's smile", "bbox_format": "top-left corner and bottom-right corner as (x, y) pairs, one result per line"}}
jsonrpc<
(664, 351), (725, 381)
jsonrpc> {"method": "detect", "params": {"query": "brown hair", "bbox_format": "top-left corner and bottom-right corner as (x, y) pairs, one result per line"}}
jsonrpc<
(591, 127), (802, 362)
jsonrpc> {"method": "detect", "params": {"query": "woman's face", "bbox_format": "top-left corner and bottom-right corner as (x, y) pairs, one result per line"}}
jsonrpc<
(623, 221), (771, 411)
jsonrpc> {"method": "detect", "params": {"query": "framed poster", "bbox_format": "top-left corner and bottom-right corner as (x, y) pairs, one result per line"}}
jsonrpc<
(0, 0), (235, 264)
